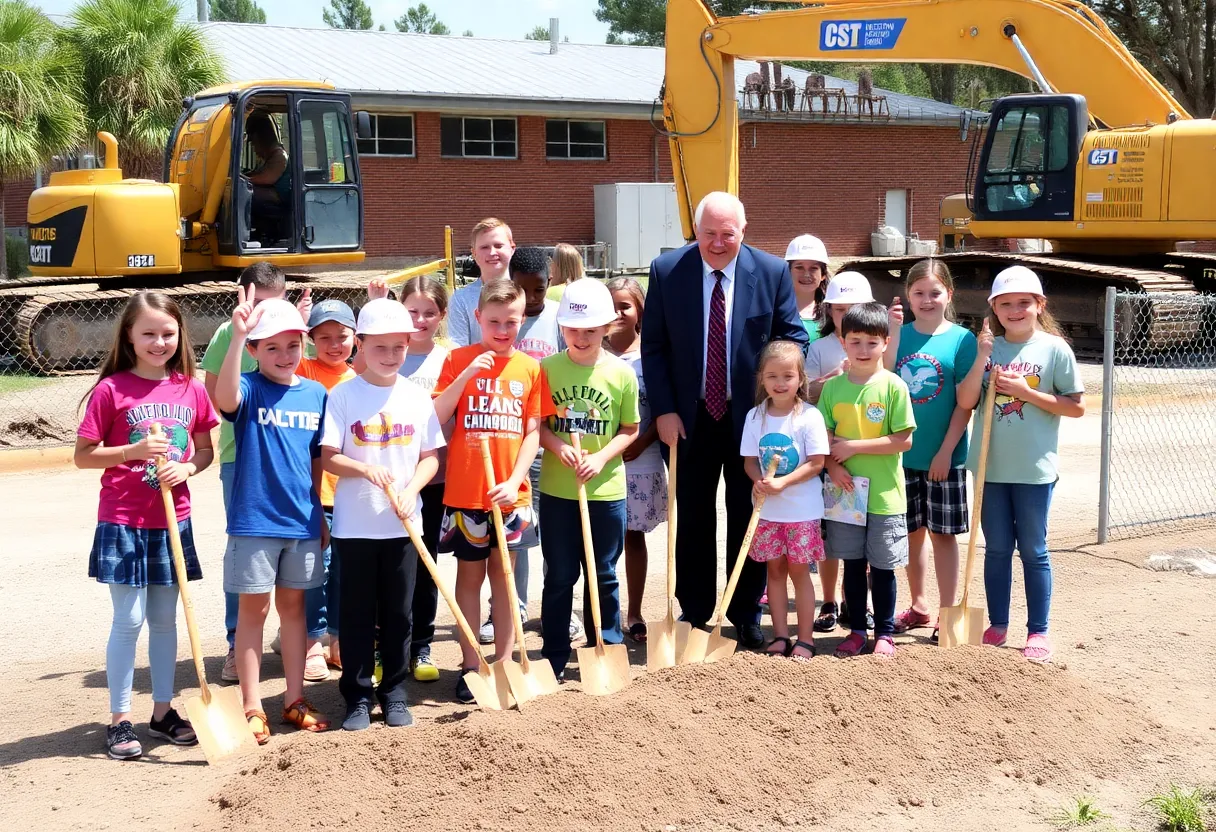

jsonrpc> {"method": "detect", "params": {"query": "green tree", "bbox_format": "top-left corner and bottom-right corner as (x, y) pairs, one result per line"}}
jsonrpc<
(525, 24), (548, 41)
(60, 0), (223, 182)
(209, 0), (265, 23)
(322, 0), (373, 30)
(462, 29), (473, 37)
(0, 0), (84, 278)
(394, 3), (450, 35)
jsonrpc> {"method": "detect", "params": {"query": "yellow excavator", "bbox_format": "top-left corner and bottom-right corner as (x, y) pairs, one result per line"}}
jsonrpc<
(664, 0), (1216, 350)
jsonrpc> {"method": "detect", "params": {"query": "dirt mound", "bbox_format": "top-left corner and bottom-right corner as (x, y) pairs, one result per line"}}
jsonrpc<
(202, 648), (1163, 831)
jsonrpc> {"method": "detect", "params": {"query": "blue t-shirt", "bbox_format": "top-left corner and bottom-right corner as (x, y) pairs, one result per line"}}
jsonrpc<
(893, 322), (977, 471)
(222, 371), (326, 539)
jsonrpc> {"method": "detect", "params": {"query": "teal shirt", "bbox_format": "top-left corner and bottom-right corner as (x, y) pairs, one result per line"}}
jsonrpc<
(894, 322), (977, 471)
(801, 317), (821, 342)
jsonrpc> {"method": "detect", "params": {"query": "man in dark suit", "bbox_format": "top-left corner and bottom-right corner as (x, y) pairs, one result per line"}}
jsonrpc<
(641, 191), (808, 648)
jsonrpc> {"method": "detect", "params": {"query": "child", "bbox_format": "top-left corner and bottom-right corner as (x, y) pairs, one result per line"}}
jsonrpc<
(957, 266), (1084, 664)
(818, 302), (916, 658)
(321, 299), (444, 730)
(75, 291), (216, 760)
(741, 340), (829, 660)
(448, 218), (516, 347)
(433, 278), (543, 704)
(883, 260), (977, 644)
(538, 278), (639, 676)
(783, 234), (830, 341)
(605, 277), (664, 642)
(546, 242), (585, 302)
(215, 289), (330, 742)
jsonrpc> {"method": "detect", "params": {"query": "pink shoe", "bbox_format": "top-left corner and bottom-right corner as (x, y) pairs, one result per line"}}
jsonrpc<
(873, 636), (895, 658)
(760, 592), (769, 607)
(834, 632), (867, 658)
(892, 607), (931, 633)
(1022, 633), (1052, 663)
(982, 626), (1008, 648)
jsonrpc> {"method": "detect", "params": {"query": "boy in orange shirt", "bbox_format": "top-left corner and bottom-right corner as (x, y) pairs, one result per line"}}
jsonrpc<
(433, 278), (543, 704)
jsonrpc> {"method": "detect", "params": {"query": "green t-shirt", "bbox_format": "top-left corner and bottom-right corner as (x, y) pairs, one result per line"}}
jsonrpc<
(546, 284), (566, 302)
(817, 370), (916, 515)
(539, 351), (640, 501)
(201, 322), (257, 465)
(802, 317), (821, 342)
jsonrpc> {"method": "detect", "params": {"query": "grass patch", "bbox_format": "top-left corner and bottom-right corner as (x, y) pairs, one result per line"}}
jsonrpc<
(1052, 796), (1109, 827)
(0, 375), (48, 396)
(1143, 785), (1208, 832)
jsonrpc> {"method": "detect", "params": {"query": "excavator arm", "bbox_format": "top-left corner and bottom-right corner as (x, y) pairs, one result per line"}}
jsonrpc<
(664, 0), (1189, 238)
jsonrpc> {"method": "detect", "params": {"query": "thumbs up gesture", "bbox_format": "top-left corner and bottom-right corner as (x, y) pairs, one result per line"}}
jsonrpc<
(977, 317), (994, 359)
(888, 295), (904, 328)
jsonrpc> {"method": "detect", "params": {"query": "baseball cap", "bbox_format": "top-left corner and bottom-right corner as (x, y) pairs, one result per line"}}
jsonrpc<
(556, 278), (617, 328)
(247, 298), (308, 341)
(823, 271), (874, 304)
(356, 298), (418, 335)
(784, 234), (829, 264)
(988, 265), (1044, 301)
(308, 298), (356, 331)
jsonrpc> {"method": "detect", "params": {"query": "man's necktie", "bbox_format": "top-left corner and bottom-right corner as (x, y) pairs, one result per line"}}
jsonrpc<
(705, 269), (728, 420)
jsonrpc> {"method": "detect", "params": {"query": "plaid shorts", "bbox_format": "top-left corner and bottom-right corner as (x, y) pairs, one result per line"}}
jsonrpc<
(904, 467), (969, 536)
(89, 520), (202, 587)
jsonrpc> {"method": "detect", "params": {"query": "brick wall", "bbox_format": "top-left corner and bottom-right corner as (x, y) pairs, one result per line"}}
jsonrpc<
(2, 176), (34, 231)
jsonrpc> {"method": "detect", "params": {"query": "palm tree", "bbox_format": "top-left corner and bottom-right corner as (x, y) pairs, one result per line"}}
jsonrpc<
(0, 1), (84, 279)
(60, 0), (223, 182)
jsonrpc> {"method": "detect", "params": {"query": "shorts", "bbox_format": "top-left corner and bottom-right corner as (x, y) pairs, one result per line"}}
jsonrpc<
(749, 519), (825, 566)
(626, 470), (667, 533)
(904, 467), (969, 535)
(438, 505), (538, 562)
(223, 536), (325, 594)
(823, 513), (909, 570)
(89, 520), (202, 587)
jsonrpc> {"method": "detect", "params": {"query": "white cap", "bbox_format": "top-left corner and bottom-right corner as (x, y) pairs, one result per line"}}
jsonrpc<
(356, 298), (418, 335)
(247, 298), (308, 340)
(988, 265), (1044, 301)
(823, 271), (874, 304)
(557, 278), (617, 328)
(784, 234), (829, 264)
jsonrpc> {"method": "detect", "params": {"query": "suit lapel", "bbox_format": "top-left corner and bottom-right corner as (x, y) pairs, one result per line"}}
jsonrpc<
(687, 247), (706, 382)
(730, 245), (756, 365)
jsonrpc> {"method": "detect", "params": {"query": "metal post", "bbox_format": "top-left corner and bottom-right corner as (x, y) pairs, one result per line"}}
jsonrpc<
(197, 0), (208, 23)
(444, 225), (455, 293)
(1097, 286), (1116, 543)
(1008, 33), (1053, 94)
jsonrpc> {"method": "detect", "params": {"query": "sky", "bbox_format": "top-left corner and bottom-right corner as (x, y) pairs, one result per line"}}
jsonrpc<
(36, 0), (615, 42)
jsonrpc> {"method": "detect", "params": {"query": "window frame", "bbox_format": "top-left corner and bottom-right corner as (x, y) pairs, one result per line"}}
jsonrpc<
(545, 119), (608, 161)
(439, 115), (518, 160)
(356, 113), (416, 158)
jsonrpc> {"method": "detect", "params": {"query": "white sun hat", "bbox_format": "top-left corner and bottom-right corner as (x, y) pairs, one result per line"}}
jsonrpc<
(247, 298), (308, 340)
(989, 265), (1045, 301)
(356, 297), (418, 335)
(784, 234), (829, 265)
(557, 278), (617, 328)
(823, 271), (874, 304)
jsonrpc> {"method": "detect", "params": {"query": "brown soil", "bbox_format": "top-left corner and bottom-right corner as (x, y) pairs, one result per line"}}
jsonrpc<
(201, 648), (1164, 832)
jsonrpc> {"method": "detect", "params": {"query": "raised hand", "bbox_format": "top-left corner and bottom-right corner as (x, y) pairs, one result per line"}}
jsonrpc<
(367, 277), (390, 301)
(232, 284), (263, 338)
(977, 317), (995, 360)
(295, 287), (313, 321)
(889, 295), (904, 327)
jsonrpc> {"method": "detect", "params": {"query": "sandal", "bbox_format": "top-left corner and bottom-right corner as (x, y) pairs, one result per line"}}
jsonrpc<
(982, 626), (1008, 648)
(834, 632), (867, 658)
(764, 636), (793, 656)
(893, 607), (932, 634)
(1023, 633), (1053, 664)
(282, 698), (330, 733)
(814, 602), (838, 633)
(872, 636), (896, 658)
(304, 642), (330, 682)
(245, 709), (271, 745)
(929, 627), (940, 646)
(627, 622), (648, 644)
(789, 640), (816, 662)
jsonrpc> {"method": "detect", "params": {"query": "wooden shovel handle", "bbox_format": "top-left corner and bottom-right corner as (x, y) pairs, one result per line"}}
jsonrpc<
(571, 433), (606, 652)
(709, 454), (780, 632)
(665, 442), (677, 617)
(958, 365), (1000, 609)
(478, 438), (530, 668)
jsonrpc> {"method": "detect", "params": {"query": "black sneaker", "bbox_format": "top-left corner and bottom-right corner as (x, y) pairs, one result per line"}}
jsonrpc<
(147, 708), (197, 746)
(342, 702), (371, 732)
(455, 670), (476, 705)
(106, 720), (142, 760)
(383, 700), (413, 728)
(865, 609), (876, 631)
(814, 602), (839, 633)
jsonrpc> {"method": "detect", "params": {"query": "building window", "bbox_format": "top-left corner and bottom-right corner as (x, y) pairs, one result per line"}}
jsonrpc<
(440, 116), (517, 158)
(546, 120), (607, 159)
(356, 114), (415, 157)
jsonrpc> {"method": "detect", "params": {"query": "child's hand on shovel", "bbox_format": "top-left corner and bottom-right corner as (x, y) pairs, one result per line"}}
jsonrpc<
(157, 459), (195, 488)
(575, 451), (605, 484)
(362, 464), (395, 489)
(487, 478), (520, 509)
(556, 443), (581, 469)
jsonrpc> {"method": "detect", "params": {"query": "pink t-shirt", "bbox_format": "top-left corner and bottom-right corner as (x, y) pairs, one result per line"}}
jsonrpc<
(78, 371), (219, 529)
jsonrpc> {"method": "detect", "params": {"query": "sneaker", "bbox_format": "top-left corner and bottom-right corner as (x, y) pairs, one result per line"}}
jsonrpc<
(304, 642), (330, 682)
(983, 626), (1008, 648)
(147, 708), (197, 746)
(342, 702), (371, 732)
(411, 647), (440, 682)
(221, 648), (239, 683)
(270, 630), (282, 655)
(383, 700), (414, 728)
(478, 616), (495, 645)
(455, 670), (477, 705)
(106, 721), (142, 760)
(569, 613), (585, 642)
(813, 602), (838, 633)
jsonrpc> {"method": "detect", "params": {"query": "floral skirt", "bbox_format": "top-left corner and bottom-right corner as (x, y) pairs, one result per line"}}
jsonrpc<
(625, 470), (668, 533)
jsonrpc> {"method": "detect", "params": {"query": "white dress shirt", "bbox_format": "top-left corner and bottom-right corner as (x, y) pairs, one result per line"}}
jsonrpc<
(700, 256), (737, 399)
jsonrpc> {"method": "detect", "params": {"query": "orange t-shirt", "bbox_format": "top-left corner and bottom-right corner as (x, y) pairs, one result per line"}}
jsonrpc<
(435, 346), (543, 510)
(298, 357), (356, 507)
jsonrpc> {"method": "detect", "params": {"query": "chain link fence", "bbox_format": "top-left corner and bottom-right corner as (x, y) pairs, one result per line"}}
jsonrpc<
(1099, 288), (1216, 541)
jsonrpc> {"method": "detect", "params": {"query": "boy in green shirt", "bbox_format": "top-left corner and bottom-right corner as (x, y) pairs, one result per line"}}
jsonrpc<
(818, 302), (915, 659)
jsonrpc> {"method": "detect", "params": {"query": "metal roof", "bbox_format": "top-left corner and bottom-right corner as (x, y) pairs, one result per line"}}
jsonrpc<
(200, 22), (967, 125)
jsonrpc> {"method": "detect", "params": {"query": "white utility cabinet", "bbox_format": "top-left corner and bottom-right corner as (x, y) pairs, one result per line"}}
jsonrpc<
(594, 183), (686, 270)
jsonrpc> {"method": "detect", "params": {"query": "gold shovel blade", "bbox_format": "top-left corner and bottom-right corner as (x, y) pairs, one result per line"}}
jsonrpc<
(577, 644), (632, 696)
(183, 685), (258, 765)
(501, 657), (560, 704)
(646, 616), (677, 671)
(496, 660), (536, 708)
(703, 631), (737, 664)
(679, 626), (710, 665)
(463, 666), (514, 711)
(937, 604), (985, 650)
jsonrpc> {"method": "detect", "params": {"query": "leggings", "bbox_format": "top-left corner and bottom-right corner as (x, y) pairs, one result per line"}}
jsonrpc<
(107, 584), (179, 714)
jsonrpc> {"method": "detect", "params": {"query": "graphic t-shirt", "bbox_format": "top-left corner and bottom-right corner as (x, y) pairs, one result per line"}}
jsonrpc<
(894, 323), (978, 471)
(222, 372), (326, 539)
(78, 372), (219, 528)
(201, 322), (258, 465)
(539, 351), (640, 501)
(400, 345), (451, 483)
(321, 375), (445, 539)
(298, 357), (356, 507)
(515, 300), (564, 362)
(619, 348), (664, 476)
(806, 335), (847, 381)
(817, 371), (916, 516)
(435, 346), (543, 510)
(966, 332), (1083, 485)
(739, 403), (830, 523)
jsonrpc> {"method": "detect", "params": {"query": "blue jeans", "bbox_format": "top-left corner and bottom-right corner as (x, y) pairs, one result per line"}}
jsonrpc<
(108, 583), (178, 713)
(539, 494), (625, 674)
(981, 481), (1055, 635)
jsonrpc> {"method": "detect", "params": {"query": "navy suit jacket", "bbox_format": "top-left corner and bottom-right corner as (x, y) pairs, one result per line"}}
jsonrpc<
(641, 243), (809, 444)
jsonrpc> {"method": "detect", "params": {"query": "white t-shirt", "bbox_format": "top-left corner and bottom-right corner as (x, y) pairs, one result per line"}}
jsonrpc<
(400, 345), (452, 483)
(321, 375), (445, 539)
(447, 279), (483, 347)
(739, 402), (830, 523)
(620, 348), (664, 476)
(516, 300), (564, 362)
(806, 335), (847, 381)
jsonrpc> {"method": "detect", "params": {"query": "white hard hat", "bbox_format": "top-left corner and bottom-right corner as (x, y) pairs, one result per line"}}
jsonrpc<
(247, 298), (308, 340)
(557, 278), (617, 328)
(823, 271), (874, 304)
(988, 265), (1044, 301)
(356, 297), (417, 335)
(784, 234), (829, 265)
